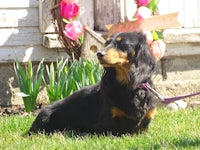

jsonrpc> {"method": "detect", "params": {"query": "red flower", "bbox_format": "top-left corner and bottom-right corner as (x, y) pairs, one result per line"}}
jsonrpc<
(136, 0), (151, 6)
(60, 1), (79, 20)
(64, 21), (83, 41)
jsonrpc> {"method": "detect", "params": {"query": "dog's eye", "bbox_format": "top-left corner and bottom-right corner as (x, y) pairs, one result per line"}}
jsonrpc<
(116, 43), (129, 52)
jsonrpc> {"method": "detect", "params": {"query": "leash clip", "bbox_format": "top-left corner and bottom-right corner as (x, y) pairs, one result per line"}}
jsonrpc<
(142, 83), (165, 102)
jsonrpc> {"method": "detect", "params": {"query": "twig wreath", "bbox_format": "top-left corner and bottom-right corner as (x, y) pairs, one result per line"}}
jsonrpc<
(51, 0), (83, 59)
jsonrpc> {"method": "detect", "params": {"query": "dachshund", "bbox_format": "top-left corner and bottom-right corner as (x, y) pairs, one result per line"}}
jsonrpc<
(28, 31), (157, 135)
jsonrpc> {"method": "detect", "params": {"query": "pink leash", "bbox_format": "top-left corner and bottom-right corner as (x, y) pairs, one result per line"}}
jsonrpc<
(140, 83), (200, 104)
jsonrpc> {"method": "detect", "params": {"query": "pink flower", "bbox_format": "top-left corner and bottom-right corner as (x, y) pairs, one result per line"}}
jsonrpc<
(136, 0), (151, 6)
(143, 31), (153, 45)
(136, 6), (151, 21)
(60, 1), (79, 20)
(64, 21), (83, 41)
(150, 40), (166, 60)
(62, 0), (78, 4)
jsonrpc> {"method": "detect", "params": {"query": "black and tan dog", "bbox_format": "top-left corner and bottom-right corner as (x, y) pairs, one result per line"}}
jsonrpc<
(29, 31), (157, 135)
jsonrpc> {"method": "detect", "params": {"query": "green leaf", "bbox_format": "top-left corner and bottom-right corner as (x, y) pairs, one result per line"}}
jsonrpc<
(152, 30), (164, 40)
(147, 0), (160, 12)
(152, 31), (159, 41)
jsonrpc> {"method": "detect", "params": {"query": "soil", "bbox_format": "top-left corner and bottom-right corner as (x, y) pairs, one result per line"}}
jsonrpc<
(0, 104), (42, 116)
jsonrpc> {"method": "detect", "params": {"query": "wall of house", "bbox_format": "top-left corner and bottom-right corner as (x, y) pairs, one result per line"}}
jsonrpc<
(0, 0), (68, 63)
(0, 0), (200, 106)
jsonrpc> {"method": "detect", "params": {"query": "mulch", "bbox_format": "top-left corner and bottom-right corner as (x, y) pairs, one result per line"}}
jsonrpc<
(0, 105), (42, 116)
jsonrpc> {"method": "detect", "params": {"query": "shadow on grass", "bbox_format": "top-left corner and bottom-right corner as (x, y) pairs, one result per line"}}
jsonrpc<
(149, 136), (200, 150)
(172, 137), (200, 147)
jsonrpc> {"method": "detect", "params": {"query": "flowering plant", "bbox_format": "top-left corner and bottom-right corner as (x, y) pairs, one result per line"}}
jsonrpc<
(135, 0), (166, 60)
(60, 0), (84, 41)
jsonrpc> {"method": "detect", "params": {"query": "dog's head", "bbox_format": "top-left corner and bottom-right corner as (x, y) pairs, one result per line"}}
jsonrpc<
(97, 31), (156, 88)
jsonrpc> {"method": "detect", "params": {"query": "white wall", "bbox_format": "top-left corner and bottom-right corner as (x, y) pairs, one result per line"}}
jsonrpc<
(0, 0), (68, 63)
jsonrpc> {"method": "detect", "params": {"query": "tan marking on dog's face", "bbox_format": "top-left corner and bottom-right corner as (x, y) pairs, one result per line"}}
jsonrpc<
(145, 108), (157, 119)
(100, 48), (129, 65)
(116, 37), (122, 42)
(99, 48), (131, 85)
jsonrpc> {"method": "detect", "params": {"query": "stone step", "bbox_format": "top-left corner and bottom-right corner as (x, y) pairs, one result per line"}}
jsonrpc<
(155, 80), (200, 102)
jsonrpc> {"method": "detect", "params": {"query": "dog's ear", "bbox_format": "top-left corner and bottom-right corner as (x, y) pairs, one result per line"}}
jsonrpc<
(129, 38), (156, 88)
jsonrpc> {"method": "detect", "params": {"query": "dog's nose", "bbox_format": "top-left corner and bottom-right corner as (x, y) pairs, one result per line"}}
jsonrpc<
(97, 51), (105, 59)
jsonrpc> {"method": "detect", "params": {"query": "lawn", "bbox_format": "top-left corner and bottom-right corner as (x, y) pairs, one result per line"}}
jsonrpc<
(0, 107), (200, 150)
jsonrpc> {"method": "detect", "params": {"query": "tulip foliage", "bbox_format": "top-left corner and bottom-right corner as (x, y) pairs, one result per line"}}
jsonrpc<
(14, 59), (44, 112)
(44, 58), (103, 102)
(134, 0), (166, 60)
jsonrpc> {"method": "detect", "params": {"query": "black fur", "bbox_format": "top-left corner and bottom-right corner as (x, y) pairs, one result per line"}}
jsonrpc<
(29, 31), (156, 135)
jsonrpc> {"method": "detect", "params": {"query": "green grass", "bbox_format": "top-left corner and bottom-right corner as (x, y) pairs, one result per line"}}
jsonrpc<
(0, 108), (200, 150)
